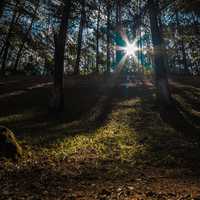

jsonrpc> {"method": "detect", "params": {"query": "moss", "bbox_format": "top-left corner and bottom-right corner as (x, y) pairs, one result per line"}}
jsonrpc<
(0, 126), (22, 160)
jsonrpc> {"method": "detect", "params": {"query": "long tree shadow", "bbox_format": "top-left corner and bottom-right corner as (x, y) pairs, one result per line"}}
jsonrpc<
(170, 77), (200, 127)
(159, 99), (200, 140)
(1, 77), (200, 199)
(0, 77), (116, 149)
(118, 79), (200, 172)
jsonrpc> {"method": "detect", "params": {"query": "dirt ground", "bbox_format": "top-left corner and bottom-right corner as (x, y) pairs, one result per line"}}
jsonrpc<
(0, 75), (200, 200)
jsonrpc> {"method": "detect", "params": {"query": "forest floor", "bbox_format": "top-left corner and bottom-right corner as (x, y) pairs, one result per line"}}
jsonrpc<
(0, 75), (200, 200)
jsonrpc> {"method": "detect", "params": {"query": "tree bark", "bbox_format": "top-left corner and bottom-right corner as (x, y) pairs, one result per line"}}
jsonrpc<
(0, 1), (20, 76)
(106, 2), (111, 74)
(115, 0), (123, 69)
(13, 0), (39, 72)
(50, 0), (71, 112)
(0, 0), (6, 18)
(116, 0), (122, 25)
(74, 0), (85, 75)
(149, 0), (172, 106)
(96, 4), (100, 73)
(175, 10), (189, 74)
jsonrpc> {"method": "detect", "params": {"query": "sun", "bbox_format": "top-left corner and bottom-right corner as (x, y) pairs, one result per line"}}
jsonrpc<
(125, 42), (138, 56)
(115, 36), (140, 67)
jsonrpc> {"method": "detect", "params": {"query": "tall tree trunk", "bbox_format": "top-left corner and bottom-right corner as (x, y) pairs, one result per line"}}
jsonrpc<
(106, 2), (111, 74)
(0, 1), (20, 76)
(170, 24), (179, 73)
(116, 0), (122, 25)
(50, 0), (71, 112)
(13, 0), (39, 72)
(74, 0), (85, 75)
(191, 12), (200, 74)
(175, 11), (189, 74)
(115, 0), (125, 70)
(192, 12), (200, 36)
(0, 0), (6, 18)
(96, 4), (100, 73)
(0, 1), (19, 57)
(0, 3), (19, 58)
(149, 0), (172, 106)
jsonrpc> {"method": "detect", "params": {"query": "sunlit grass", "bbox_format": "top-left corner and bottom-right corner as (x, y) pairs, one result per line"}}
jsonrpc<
(1, 77), (200, 183)
(6, 98), (140, 169)
(14, 97), (181, 168)
(54, 121), (146, 163)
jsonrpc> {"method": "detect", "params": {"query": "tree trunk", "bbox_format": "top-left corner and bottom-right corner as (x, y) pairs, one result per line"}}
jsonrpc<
(149, 0), (172, 106)
(13, 0), (39, 72)
(96, 4), (100, 73)
(0, 1), (20, 76)
(50, 0), (71, 112)
(0, 1), (19, 56)
(74, 0), (85, 75)
(0, 0), (6, 18)
(106, 2), (111, 74)
(175, 11), (189, 74)
(116, 0), (122, 25)
(115, 0), (124, 69)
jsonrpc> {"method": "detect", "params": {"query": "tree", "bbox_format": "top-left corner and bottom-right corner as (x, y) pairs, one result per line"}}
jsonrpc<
(74, 0), (86, 75)
(0, 0), (21, 75)
(149, 0), (172, 106)
(0, 0), (6, 18)
(175, 10), (189, 74)
(115, 0), (123, 69)
(50, 0), (72, 112)
(13, 0), (40, 72)
(96, 3), (101, 73)
(106, 0), (111, 74)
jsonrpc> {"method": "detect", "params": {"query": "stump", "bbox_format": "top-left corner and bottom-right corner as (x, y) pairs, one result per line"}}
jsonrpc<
(0, 126), (22, 160)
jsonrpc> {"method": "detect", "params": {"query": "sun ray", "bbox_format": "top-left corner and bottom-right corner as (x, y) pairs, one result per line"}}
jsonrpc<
(115, 30), (150, 74)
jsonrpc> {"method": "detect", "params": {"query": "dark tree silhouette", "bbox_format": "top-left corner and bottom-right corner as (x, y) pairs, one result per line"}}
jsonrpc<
(50, 0), (72, 112)
(74, 0), (86, 75)
(149, 0), (172, 106)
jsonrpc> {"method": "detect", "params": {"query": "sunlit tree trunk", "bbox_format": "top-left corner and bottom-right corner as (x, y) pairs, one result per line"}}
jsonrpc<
(74, 0), (85, 75)
(50, 0), (71, 112)
(149, 0), (172, 106)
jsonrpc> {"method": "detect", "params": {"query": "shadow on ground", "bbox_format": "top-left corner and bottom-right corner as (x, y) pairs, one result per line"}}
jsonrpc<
(1, 76), (200, 199)
(0, 76), (115, 148)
